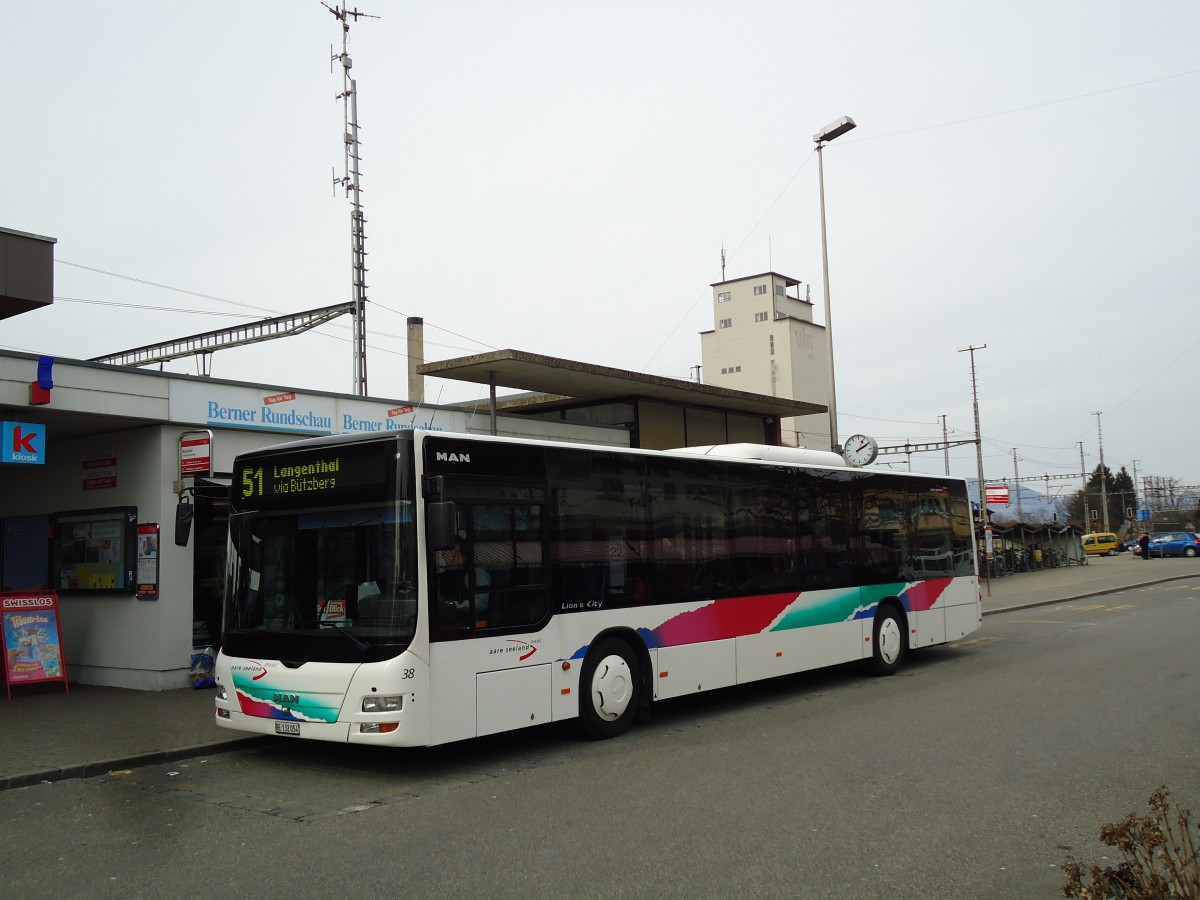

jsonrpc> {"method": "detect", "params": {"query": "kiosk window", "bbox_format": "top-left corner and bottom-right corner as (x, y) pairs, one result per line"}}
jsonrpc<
(50, 507), (137, 593)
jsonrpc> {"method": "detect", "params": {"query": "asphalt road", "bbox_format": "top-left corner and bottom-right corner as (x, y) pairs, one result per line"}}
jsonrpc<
(3, 577), (1198, 899)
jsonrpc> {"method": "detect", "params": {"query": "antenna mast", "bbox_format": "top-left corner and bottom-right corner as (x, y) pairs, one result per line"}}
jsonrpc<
(326, 2), (378, 396)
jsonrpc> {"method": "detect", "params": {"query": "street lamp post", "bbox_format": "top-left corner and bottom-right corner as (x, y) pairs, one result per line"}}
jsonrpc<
(814, 115), (856, 454)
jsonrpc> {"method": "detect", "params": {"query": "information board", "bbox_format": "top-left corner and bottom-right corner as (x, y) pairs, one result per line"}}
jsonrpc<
(179, 430), (213, 477)
(984, 483), (1010, 505)
(2, 592), (68, 698)
(136, 523), (160, 600)
(50, 507), (138, 593)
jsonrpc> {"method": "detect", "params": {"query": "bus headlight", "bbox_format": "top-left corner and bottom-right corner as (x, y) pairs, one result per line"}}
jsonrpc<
(216, 684), (227, 701)
(362, 695), (403, 713)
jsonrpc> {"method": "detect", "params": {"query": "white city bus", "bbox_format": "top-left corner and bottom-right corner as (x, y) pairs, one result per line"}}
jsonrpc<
(214, 429), (981, 745)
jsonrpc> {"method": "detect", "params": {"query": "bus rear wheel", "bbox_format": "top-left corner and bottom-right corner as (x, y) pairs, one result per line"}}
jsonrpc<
(579, 638), (640, 739)
(871, 605), (906, 676)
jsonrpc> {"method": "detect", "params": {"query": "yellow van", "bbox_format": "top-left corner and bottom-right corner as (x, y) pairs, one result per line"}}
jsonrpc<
(1082, 532), (1120, 557)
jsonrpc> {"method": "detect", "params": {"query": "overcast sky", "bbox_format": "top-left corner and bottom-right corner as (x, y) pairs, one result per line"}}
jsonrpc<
(3, 1), (1197, 499)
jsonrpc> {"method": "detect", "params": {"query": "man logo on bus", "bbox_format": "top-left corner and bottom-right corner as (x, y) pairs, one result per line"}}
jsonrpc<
(435, 451), (470, 463)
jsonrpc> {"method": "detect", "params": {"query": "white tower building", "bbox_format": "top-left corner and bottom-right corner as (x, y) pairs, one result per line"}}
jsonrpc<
(699, 271), (832, 449)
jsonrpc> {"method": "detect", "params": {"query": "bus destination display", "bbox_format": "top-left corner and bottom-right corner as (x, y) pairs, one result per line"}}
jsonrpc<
(234, 441), (393, 510)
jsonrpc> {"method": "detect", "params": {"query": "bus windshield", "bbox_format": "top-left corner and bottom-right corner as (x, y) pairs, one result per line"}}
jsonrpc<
(222, 501), (418, 662)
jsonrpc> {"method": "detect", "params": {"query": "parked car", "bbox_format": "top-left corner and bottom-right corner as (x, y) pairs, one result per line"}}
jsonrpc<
(1144, 531), (1200, 558)
(1081, 532), (1121, 556)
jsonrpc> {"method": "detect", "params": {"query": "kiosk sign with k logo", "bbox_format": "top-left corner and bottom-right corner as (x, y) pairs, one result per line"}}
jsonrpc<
(2, 421), (46, 464)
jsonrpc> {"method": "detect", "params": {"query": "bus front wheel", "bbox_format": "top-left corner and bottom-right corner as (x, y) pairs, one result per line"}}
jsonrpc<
(871, 605), (906, 676)
(579, 638), (640, 739)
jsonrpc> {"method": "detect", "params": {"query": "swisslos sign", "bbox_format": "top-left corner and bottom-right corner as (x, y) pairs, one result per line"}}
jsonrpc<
(1, 421), (46, 465)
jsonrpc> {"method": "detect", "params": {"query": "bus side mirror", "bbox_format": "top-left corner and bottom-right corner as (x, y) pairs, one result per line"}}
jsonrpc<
(175, 499), (195, 547)
(427, 501), (456, 551)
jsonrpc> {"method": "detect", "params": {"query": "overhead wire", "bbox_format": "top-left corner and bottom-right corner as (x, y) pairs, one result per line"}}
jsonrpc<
(31, 67), (1199, 474)
(52, 67), (1200, 376)
(50, 261), (498, 361)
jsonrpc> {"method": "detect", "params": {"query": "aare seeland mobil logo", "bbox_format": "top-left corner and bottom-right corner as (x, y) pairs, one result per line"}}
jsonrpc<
(232, 660), (271, 680)
(488, 639), (538, 661)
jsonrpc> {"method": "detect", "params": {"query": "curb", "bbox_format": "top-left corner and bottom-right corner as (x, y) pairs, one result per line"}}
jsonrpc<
(0, 736), (271, 792)
(982, 573), (1197, 616)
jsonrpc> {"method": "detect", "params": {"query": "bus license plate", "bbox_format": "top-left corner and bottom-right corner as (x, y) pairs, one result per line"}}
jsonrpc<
(275, 721), (301, 736)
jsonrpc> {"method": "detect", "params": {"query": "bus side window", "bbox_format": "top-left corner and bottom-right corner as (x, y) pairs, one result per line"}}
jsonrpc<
(728, 468), (796, 594)
(474, 503), (547, 630)
(798, 471), (853, 589)
(433, 526), (475, 636)
(435, 502), (549, 636)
